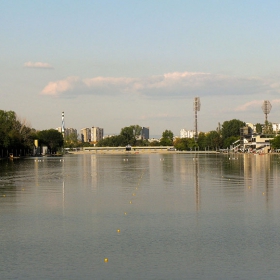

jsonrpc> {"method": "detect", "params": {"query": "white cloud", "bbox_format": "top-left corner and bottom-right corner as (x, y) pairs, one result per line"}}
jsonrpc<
(41, 76), (81, 96)
(235, 98), (280, 112)
(234, 100), (263, 111)
(41, 72), (280, 98)
(24, 61), (53, 69)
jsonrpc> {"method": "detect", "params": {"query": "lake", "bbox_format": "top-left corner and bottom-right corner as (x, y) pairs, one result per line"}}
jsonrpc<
(1, 153), (280, 279)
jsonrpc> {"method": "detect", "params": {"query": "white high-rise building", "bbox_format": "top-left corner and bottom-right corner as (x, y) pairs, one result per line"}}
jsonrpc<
(81, 128), (91, 142)
(91, 127), (104, 142)
(272, 123), (280, 133)
(180, 129), (197, 138)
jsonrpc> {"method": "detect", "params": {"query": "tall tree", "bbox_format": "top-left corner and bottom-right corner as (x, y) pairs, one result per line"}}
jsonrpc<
(120, 125), (142, 145)
(221, 119), (245, 139)
(160, 130), (174, 146)
(221, 119), (245, 148)
(37, 129), (64, 153)
(174, 137), (195, 150)
(197, 132), (207, 150)
(206, 131), (222, 150)
(270, 135), (280, 149)
(0, 110), (34, 151)
(255, 123), (262, 134)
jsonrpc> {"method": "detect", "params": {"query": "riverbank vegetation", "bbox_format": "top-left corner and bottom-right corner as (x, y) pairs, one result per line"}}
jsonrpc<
(0, 110), (63, 156)
(1, 109), (280, 156)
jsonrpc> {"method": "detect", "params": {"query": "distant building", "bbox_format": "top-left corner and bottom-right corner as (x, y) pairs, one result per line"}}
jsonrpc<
(272, 123), (280, 134)
(148, 138), (160, 143)
(245, 123), (255, 133)
(56, 127), (77, 138)
(246, 122), (280, 134)
(65, 128), (77, 138)
(180, 129), (197, 138)
(141, 127), (149, 140)
(103, 134), (116, 139)
(80, 128), (91, 142)
(91, 127), (104, 142)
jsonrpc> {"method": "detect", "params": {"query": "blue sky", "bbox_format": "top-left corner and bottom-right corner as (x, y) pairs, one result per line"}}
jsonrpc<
(1, 0), (280, 137)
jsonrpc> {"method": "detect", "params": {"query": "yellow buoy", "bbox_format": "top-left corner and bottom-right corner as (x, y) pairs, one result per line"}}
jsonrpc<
(130, 201), (132, 204)
(3, 194), (6, 197)
(117, 229), (120, 233)
(104, 258), (108, 262)
(124, 212), (127, 215)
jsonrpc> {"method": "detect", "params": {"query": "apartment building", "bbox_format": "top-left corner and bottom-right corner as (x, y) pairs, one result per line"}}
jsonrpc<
(180, 129), (197, 138)
(91, 127), (104, 142)
(80, 128), (91, 142)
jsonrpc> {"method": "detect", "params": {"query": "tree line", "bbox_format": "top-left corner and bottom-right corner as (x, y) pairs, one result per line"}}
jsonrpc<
(1, 109), (280, 156)
(0, 110), (63, 156)
(96, 119), (248, 151)
(96, 126), (174, 147)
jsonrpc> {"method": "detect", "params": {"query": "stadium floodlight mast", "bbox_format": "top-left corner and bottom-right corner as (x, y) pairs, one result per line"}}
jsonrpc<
(193, 97), (201, 142)
(261, 100), (272, 123)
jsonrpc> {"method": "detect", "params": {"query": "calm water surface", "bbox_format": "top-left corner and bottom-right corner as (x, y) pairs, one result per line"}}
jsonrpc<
(1, 153), (280, 279)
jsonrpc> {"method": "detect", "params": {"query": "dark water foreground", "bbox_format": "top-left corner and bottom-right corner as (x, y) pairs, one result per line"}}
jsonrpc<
(1, 153), (280, 280)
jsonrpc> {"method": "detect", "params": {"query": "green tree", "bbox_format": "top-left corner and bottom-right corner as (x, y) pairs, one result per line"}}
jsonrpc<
(206, 131), (222, 150)
(223, 136), (239, 149)
(160, 130), (174, 146)
(174, 137), (195, 150)
(221, 119), (245, 148)
(120, 125), (142, 145)
(197, 132), (207, 150)
(221, 119), (245, 139)
(0, 110), (35, 152)
(37, 129), (64, 153)
(263, 121), (273, 135)
(255, 123), (262, 134)
(64, 133), (79, 148)
(270, 135), (280, 149)
(0, 110), (17, 148)
(96, 135), (126, 147)
(149, 140), (160, 146)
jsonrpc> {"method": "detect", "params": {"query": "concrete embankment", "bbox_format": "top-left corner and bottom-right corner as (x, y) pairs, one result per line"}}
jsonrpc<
(68, 149), (219, 155)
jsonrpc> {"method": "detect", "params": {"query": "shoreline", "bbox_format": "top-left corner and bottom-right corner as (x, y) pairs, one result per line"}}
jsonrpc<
(67, 150), (219, 155)
(67, 150), (279, 155)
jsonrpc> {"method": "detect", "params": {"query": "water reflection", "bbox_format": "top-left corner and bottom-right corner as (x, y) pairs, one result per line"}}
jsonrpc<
(194, 155), (200, 211)
(1, 154), (280, 280)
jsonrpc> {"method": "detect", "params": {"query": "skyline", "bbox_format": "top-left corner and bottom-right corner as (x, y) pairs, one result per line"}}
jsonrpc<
(1, 1), (280, 136)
